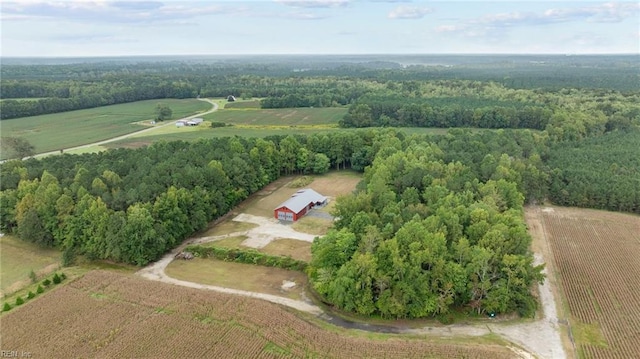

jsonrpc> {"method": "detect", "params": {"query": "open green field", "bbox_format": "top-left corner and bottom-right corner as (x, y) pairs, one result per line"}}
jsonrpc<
(0, 235), (60, 296)
(1, 99), (210, 159)
(204, 107), (347, 126)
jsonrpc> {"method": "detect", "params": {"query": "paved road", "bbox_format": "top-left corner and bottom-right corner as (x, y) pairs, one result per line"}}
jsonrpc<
(15, 98), (218, 161)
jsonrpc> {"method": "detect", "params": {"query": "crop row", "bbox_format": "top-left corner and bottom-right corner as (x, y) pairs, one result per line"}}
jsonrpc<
(1, 270), (515, 359)
(544, 212), (640, 359)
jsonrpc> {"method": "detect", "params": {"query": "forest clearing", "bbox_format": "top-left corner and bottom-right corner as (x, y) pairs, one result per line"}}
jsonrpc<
(536, 206), (640, 359)
(0, 270), (520, 359)
(1, 98), (210, 159)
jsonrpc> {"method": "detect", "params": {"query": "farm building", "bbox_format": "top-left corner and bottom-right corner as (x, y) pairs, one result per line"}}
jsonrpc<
(274, 189), (327, 221)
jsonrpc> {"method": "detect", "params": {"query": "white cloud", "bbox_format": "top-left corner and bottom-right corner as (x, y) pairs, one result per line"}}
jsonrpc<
(437, 2), (640, 40)
(0, 1), (246, 24)
(388, 5), (432, 19)
(274, 0), (350, 8)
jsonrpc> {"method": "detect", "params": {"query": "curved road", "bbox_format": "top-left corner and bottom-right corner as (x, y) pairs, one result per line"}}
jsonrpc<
(137, 213), (565, 359)
(27, 98), (218, 160)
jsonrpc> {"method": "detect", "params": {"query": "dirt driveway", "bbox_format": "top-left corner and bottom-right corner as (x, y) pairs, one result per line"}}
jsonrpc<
(137, 210), (566, 359)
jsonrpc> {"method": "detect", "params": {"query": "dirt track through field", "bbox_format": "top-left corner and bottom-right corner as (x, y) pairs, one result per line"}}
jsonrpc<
(137, 209), (566, 359)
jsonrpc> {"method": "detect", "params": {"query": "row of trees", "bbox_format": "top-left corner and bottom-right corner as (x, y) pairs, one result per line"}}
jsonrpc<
(0, 132), (373, 265)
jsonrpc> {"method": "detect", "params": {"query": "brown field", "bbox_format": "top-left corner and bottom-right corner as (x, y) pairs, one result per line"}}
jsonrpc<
(0, 270), (516, 358)
(537, 206), (640, 359)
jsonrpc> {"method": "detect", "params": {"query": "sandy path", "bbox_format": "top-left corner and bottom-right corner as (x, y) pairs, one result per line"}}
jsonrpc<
(137, 209), (565, 359)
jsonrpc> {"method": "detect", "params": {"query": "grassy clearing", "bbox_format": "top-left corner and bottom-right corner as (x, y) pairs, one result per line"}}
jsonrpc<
(165, 258), (308, 301)
(261, 239), (312, 262)
(292, 216), (334, 236)
(204, 107), (347, 126)
(240, 171), (361, 219)
(0, 235), (61, 296)
(200, 220), (258, 237)
(1, 99), (210, 159)
(201, 236), (248, 249)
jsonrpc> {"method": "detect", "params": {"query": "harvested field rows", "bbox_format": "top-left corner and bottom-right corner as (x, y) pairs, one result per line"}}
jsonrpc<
(1, 271), (515, 358)
(542, 208), (640, 359)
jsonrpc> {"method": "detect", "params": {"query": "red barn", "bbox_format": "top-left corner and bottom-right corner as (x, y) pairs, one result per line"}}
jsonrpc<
(274, 189), (327, 222)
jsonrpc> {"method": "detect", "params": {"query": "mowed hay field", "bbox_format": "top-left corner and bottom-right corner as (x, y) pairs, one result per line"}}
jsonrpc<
(1, 99), (210, 159)
(204, 107), (347, 126)
(538, 206), (640, 358)
(0, 270), (516, 359)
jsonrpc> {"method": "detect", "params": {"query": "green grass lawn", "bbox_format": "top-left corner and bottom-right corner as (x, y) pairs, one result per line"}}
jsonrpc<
(1, 99), (211, 159)
(204, 107), (347, 126)
(166, 258), (308, 300)
(0, 235), (61, 295)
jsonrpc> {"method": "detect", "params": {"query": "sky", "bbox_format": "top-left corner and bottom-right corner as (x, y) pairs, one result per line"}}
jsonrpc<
(1, 0), (639, 57)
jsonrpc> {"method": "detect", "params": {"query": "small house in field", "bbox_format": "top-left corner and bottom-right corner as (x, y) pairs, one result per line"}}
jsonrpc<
(274, 189), (327, 222)
(175, 120), (187, 127)
(185, 117), (203, 126)
(227, 95), (236, 102)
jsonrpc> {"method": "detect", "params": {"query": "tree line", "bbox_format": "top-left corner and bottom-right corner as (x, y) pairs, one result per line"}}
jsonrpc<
(1, 126), (638, 318)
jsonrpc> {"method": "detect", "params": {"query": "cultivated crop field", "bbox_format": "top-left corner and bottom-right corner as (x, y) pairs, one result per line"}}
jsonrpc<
(0, 270), (516, 358)
(204, 107), (347, 126)
(540, 206), (640, 358)
(1, 99), (210, 159)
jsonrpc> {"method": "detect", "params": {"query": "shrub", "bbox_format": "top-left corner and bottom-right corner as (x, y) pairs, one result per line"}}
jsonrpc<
(186, 245), (308, 272)
(60, 272), (67, 280)
(288, 176), (313, 188)
(210, 121), (227, 128)
(29, 269), (37, 283)
(52, 273), (61, 284)
(36, 285), (44, 294)
(42, 278), (51, 286)
(3, 302), (11, 312)
(15, 297), (24, 306)
(27, 291), (35, 299)
(62, 248), (76, 266)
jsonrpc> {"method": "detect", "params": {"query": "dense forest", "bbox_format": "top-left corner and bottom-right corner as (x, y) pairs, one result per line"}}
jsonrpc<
(2, 55), (639, 120)
(0, 129), (551, 317)
(1, 55), (639, 318)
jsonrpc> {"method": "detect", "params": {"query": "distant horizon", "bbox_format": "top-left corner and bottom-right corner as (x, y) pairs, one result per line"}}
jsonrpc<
(1, 1), (638, 57)
(3, 53), (639, 59)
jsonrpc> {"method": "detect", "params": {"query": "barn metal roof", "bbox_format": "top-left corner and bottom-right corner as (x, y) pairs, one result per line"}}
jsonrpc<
(275, 189), (327, 214)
